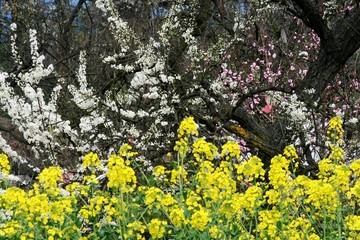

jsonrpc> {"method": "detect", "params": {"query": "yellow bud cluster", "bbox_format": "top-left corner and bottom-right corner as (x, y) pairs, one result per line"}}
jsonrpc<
(326, 116), (343, 144)
(0, 153), (11, 174)
(177, 116), (198, 138)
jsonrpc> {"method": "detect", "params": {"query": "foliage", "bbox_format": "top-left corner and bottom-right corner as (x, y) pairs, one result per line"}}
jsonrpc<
(0, 116), (359, 239)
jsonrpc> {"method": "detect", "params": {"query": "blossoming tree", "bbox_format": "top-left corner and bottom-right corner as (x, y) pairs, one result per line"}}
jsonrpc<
(0, 0), (358, 176)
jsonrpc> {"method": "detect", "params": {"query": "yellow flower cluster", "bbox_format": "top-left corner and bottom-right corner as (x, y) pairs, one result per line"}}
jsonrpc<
(0, 186), (77, 239)
(107, 154), (137, 192)
(192, 138), (218, 162)
(282, 217), (313, 240)
(257, 209), (282, 238)
(268, 154), (292, 193)
(0, 116), (358, 239)
(144, 186), (163, 206)
(174, 116), (198, 158)
(126, 220), (146, 240)
(170, 166), (188, 185)
(345, 215), (360, 231)
(169, 207), (186, 227)
(189, 207), (211, 231)
(283, 145), (299, 169)
(173, 138), (189, 158)
(350, 159), (360, 176)
(81, 152), (101, 167)
(236, 155), (265, 182)
(221, 140), (241, 161)
(329, 144), (344, 162)
(301, 178), (339, 216)
(153, 165), (167, 181)
(82, 152), (101, 168)
(209, 225), (223, 239)
(177, 116), (198, 138)
(185, 190), (203, 210)
(0, 144), (146, 239)
(119, 143), (138, 158)
(196, 161), (237, 203)
(0, 153), (11, 174)
(327, 116), (343, 143)
(36, 166), (63, 196)
(148, 218), (167, 239)
(79, 191), (109, 222)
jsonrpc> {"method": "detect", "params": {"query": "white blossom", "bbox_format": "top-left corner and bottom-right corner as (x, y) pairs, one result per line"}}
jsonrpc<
(349, 118), (359, 124)
(120, 109), (136, 119)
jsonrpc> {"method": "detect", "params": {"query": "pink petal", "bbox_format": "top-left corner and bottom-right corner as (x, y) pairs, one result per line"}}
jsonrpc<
(262, 105), (272, 113)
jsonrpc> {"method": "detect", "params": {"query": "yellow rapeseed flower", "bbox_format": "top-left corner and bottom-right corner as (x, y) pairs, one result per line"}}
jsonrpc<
(160, 193), (176, 208)
(192, 138), (218, 162)
(107, 154), (137, 192)
(153, 165), (167, 180)
(48, 198), (74, 224)
(190, 207), (211, 231)
(126, 220), (146, 239)
(268, 155), (292, 192)
(219, 193), (243, 220)
(308, 233), (321, 240)
(328, 164), (351, 192)
(177, 116), (198, 138)
(104, 196), (127, 221)
(0, 187), (27, 210)
(26, 193), (51, 224)
(257, 209), (282, 239)
(209, 225), (223, 239)
(350, 159), (360, 176)
(47, 226), (63, 240)
(318, 158), (334, 177)
(303, 180), (339, 217)
(241, 185), (264, 214)
(265, 189), (280, 205)
(0, 220), (23, 238)
(348, 179), (360, 200)
(174, 138), (189, 158)
(37, 166), (62, 196)
(282, 217), (312, 240)
(221, 141), (241, 161)
(83, 173), (99, 185)
(119, 143), (138, 158)
(82, 152), (101, 168)
(345, 215), (360, 231)
(0, 153), (11, 174)
(208, 166), (236, 199)
(283, 145), (299, 169)
(329, 145), (344, 162)
(169, 208), (186, 228)
(170, 166), (188, 185)
(20, 232), (34, 240)
(144, 187), (164, 207)
(327, 116), (343, 143)
(236, 156), (265, 182)
(185, 191), (202, 210)
(148, 218), (167, 239)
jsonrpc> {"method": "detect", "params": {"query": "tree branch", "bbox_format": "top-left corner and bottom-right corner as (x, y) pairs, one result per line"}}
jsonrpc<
(63, 0), (86, 36)
(295, 7), (360, 104)
(289, 0), (329, 40)
(273, 0), (329, 40)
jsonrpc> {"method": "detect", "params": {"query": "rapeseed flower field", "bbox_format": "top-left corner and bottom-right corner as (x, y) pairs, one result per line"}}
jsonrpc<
(0, 116), (359, 239)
